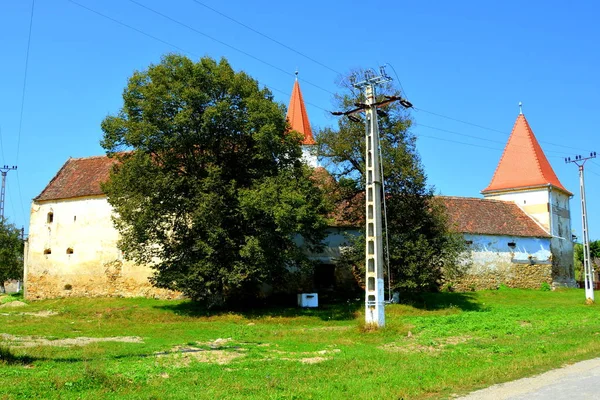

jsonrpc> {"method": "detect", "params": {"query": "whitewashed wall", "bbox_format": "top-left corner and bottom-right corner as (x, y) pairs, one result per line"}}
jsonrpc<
(25, 196), (175, 299)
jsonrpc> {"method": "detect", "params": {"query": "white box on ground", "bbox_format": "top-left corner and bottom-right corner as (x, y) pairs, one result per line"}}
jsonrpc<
(298, 293), (318, 308)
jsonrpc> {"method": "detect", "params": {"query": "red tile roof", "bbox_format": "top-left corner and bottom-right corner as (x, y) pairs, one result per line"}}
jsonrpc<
(286, 79), (316, 145)
(437, 196), (550, 238)
(482, 114), (571, 195)
(35, 156), (117, 201)
(34, 158), (550, 239)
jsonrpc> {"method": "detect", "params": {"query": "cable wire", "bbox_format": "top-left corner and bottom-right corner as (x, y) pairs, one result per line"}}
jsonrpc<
(68, 0), (333, 115)
(190, 0), (342, 76)
(15, 171), (27, 225)
(378, 130), (392, 303)
(415, 107), (590, 153)
(126, 0), (337, 96)
(0, 126), (5, 165)
(16, 0), (36, 165)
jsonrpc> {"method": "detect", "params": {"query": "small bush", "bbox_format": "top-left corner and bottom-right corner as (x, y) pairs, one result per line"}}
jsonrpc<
(442, 282), (454, 293)
(540, 282), (551, 291)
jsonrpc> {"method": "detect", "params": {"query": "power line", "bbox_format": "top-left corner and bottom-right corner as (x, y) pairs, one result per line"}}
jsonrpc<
(68, 0), (196, 56)
(416, 123), (571, 157)
(125, 0), (337, 96)
(15, 171), (27, 224)
(66, 0), (579, 168)
(0, 126), (5, 165)
(16, 0), (36, 166)
(415, 107), (590, 153)
(189, 0), (342, 76)
(68, 0), (334, 115)
(415, 133), (505, 152)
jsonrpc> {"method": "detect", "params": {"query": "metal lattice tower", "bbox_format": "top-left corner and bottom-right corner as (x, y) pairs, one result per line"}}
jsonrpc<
(0, 165), (17, 220)
(566, 153), (596, 302)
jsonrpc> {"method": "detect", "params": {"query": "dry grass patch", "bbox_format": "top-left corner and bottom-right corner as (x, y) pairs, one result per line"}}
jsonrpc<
(0, 333), (143, 348)
(380, 335), (472, 353)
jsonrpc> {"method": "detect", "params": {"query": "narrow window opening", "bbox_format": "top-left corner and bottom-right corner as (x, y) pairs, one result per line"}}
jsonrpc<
(47, 212), (54, 223)
(66, 248), (74, 255)
(73, 215), (77, 222)
(44, 248), (51, 255)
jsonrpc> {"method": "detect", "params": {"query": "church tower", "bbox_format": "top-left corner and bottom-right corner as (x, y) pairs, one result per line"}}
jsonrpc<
(482, 108), (575, 286)
(286, 74), (318, 168)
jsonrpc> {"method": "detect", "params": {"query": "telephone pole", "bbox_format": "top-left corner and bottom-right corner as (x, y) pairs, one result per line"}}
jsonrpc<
(0, 165), (17, 220)
(566, 153), (596, 302)
(332, 67), (412, 328)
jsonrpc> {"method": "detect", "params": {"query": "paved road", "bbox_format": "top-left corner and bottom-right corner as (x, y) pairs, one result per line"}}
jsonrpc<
(458, 358), (600, 399)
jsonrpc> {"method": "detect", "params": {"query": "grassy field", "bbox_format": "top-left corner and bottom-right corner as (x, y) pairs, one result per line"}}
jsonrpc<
(1, 288), (599, 399)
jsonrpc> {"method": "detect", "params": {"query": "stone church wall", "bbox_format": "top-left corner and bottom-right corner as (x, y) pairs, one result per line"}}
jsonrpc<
(453, 234), (553, 291)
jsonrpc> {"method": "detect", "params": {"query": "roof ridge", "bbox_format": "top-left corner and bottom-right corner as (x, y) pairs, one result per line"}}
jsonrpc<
(521, 115), (546, 181)
(286, 80), (315, 145)
(437, 195), (512, 203)
(69, 154), (110, 161)
(482, 113), (571, 195)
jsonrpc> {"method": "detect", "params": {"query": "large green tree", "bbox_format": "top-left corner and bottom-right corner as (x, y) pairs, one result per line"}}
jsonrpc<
(574, 240), (600, 281)
(318, 72), (466, 293)
(0, 218), (23, 290)
(101, 55), (329, 305)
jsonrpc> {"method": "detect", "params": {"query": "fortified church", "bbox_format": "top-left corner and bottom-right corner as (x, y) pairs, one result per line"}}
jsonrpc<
(23, 79), (575, 299)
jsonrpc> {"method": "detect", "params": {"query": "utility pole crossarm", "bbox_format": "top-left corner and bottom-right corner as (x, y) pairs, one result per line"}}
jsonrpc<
(566, 152), (597, 302)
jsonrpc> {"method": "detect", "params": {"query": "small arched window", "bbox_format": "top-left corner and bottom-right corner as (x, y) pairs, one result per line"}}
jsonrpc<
(66, 248), (74, 255)
(47, 212), (54, 223)
(44, 248), (52, 255)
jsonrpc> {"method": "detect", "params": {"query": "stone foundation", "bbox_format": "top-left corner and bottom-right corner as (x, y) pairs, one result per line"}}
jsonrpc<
(25, 272), (179, 300)
(453, 263), (552, 291)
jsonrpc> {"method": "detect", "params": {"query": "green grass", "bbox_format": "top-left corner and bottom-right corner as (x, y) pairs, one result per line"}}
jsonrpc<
(0, 288), (599, 399)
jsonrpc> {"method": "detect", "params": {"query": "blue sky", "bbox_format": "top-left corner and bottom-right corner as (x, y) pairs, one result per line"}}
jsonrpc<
(1, 0), (599, 240)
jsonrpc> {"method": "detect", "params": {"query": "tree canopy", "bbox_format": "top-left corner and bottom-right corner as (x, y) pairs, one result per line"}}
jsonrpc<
(318, 72), (466, 293)
(574, 240), (600, 281)
(101, 55), (329, 306)
(0, 218), (23, 289)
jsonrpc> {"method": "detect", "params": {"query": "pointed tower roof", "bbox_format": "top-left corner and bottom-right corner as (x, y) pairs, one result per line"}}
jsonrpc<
(286, 77), (316, 145)
(482, 113), (571, 195)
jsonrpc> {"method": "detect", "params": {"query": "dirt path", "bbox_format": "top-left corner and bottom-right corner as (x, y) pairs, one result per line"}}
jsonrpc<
(457, 358), (600, 399)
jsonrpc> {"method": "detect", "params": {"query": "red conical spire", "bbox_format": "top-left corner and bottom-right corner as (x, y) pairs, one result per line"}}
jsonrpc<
(286, 76), (315, 145)
(482, 113), (571, 195)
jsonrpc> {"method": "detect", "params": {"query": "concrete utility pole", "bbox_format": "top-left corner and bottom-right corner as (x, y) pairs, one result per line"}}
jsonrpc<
(332, 67), (412, 328)
(566, 153), (596, 302)
(0, 165), (17, 220)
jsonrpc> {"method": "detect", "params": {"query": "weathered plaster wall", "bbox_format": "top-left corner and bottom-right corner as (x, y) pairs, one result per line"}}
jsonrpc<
(26, 197), (177, 300)
(454, 234), (553, 291)
(295, 227), (358, 264)
(483, 187), (575, 287)
(549, 189), (576, 287)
